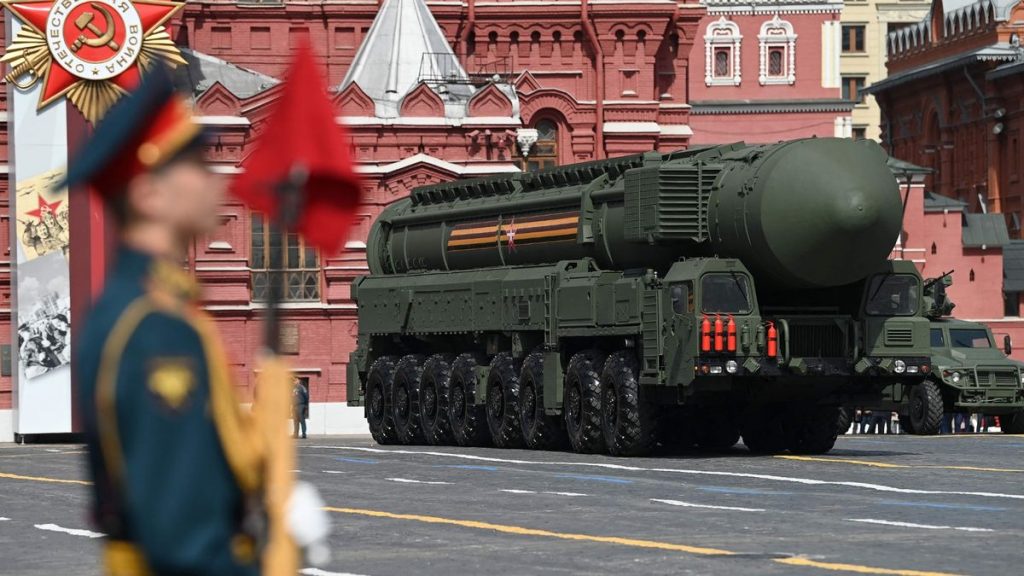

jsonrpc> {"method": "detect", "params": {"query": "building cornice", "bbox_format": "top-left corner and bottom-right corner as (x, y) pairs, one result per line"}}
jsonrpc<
(690, 99), (854, 114)
(866, 45), (1018, 95)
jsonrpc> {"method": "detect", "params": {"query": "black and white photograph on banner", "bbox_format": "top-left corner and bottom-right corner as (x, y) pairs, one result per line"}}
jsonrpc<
(17, 251), (72, 379)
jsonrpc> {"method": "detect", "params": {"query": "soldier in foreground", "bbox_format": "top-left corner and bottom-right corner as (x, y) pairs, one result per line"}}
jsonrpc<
(70, 69), (288, 575)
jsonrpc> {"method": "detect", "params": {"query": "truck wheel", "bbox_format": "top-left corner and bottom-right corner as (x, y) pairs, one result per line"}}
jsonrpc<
(1001, 410), (1024, 434)
(836, 407), (852, 436)
(741, 409), (787, 454)
(564, 351), (606, 454)
(420, 354), (455, 445)
(907, 380), (943, 435)
(366, 356), (399, 445)
(600, 351), (658, 456)
(788, 406), (840, 455)
(392, 355), (426, 445)
(695, 410), (739, 451)
(519, 352), (568, 450)
(448, 353), (491, 447)
(486, 353), (525, 448)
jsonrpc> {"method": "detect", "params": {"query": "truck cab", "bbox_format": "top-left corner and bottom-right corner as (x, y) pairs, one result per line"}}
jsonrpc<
(916, 318), (1024, 434)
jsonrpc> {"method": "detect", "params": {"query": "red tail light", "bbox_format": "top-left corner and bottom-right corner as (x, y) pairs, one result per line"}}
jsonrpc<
(701, 315), (711, 352)
(726, 315), (737, 352)
(766, 321), (778, 358)
(714, 315), (724, 352)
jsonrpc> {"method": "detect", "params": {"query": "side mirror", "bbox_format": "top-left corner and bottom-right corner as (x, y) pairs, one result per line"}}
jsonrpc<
(1004, 334), (1012, 356)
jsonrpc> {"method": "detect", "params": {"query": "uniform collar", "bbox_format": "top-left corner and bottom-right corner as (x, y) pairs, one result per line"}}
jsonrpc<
(115, 246), (201, 304)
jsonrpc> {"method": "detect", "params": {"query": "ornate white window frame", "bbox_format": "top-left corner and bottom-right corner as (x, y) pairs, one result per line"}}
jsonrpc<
(758, 15), (797, 86)
(704, 17), (742, 87)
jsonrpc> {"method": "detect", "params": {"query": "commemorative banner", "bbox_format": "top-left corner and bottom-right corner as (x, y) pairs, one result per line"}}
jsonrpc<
(2, 0), (184, 436)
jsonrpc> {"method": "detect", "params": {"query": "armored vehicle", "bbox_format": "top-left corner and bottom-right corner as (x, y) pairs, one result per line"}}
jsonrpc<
(347, 138), (931, 455)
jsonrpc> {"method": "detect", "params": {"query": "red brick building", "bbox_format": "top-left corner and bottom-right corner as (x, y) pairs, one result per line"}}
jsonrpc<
(0, 0), (850, 436)
(688, 0), (853, 144)
(871, 0), (1024, 359)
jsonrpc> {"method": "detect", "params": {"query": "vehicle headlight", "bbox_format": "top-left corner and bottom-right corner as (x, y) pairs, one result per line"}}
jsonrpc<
(1019, 372), (1024, 385)
(951, 371), (961, 383)
(894, 359), (907, 374)
(725, 360), (739, 374)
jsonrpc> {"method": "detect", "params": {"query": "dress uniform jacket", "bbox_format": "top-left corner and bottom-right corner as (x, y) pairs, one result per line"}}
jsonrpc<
(76, 247), (264, 576)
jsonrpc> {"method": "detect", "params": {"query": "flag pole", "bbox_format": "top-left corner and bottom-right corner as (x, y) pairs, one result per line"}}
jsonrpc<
(260, 164), (307, 575)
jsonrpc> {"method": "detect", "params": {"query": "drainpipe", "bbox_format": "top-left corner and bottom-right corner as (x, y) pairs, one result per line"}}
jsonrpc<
(461, 0), (476, 61)
(581, 0), (605, 159)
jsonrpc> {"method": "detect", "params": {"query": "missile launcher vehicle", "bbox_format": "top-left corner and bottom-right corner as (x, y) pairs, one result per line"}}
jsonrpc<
(347, 138), (932, 455)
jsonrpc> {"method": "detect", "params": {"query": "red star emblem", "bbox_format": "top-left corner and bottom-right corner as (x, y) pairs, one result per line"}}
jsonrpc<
(2, 0), (183, 113)
(25, 194), (63, 220)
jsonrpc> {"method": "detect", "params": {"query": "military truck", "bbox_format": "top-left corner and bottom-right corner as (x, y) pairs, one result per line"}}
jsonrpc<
(347, 138), (931, 456)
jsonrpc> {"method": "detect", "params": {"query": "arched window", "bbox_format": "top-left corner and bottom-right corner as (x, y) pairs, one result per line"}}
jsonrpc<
(704, 17), (742, 86)
(520, 119), (558, 172)
(758, 15), (797, 85)
(251, 212), (320, 302)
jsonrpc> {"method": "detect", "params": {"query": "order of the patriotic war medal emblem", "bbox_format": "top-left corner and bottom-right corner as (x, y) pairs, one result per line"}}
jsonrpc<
(1, 0), (186, 123)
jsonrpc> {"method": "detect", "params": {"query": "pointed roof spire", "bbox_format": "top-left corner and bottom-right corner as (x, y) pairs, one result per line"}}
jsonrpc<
(340, 0), (472, 117)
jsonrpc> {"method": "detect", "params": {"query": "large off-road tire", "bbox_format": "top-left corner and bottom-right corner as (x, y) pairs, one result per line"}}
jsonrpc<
(907, 379), (943, 435)
(741, 408), (787, 454)
(486, 353), (525, 448)
(836, 407), (852, 436)
(563, 350), (606, 454)
(366, 356), (399, 445)
(448, 353), (491, 447)
(420, 354), (456, 445)
(694, 410), (740, 452)
(600, 350), (658, 457)
(1001, 410), (1024, 434)
(392, 354), (427, 445)
(519, 352), (568, 450)
(787, 406), (840, 455)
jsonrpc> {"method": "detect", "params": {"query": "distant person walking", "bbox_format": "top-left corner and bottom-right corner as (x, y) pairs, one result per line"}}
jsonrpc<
(293, 378), (310, 439)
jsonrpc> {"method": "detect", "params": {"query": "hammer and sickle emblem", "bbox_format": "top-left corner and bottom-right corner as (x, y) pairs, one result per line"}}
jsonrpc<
(70, 3), (120, 53)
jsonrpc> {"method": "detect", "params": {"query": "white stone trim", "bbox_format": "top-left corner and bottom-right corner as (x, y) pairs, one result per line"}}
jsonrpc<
(195, 115), (251, 126)
(660, 125), (695, 136)
(704, 17), (743, 87)
(0, 410), (12, 443)
(339, 116), (521, 127)
(356, 153), (521, 175)
(758, 15), (797, 86)
(603, 122), (661, 133)
(821, 21), (841, 89)
(209, 165), (243, 175)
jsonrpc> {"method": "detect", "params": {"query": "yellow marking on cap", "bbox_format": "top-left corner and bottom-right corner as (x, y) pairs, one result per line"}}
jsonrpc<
(0, 472), (90, 485)
(777, 455), (1024, 473)
(775, 557), (962, 576)
(325, 506), (734, 556)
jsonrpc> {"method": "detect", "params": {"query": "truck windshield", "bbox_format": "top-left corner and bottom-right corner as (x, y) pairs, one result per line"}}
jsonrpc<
(949, 328), (992, 349)
(701, 273), (752, 314)
(865, 274), (919, 316)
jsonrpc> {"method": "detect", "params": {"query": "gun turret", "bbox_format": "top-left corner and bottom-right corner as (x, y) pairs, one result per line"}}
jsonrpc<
(924, 270), (955, 318)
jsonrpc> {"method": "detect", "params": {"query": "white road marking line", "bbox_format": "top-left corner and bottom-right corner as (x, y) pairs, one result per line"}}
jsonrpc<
(386, 477), (451, 485)
(34, 524), (104, 538)
(500, 489), (588, 497)
(323, 446), (1024, 501)
(545, 491), (587, 497)
(299, 569), (371, 576)
(321, 470), (348, 474)
(651, 498), (766, 513)
(500, 489), (536, 494)
(848, 518), (994, 533)
(0, 517), (10, 521)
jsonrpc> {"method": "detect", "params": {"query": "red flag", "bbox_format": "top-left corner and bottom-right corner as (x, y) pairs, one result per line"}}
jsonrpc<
(230, 42), (361, 254)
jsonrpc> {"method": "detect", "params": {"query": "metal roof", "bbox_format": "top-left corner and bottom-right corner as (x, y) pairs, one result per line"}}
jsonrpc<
(923, 192), (967, 213)
(962, 213), (1010, 249)
(1004, 240), (1024, 292)
(174, 48), (279, 99)
(339, 0), (483, 119)
(866, 46), (1018, 95)
(689, 99), (854, 115)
